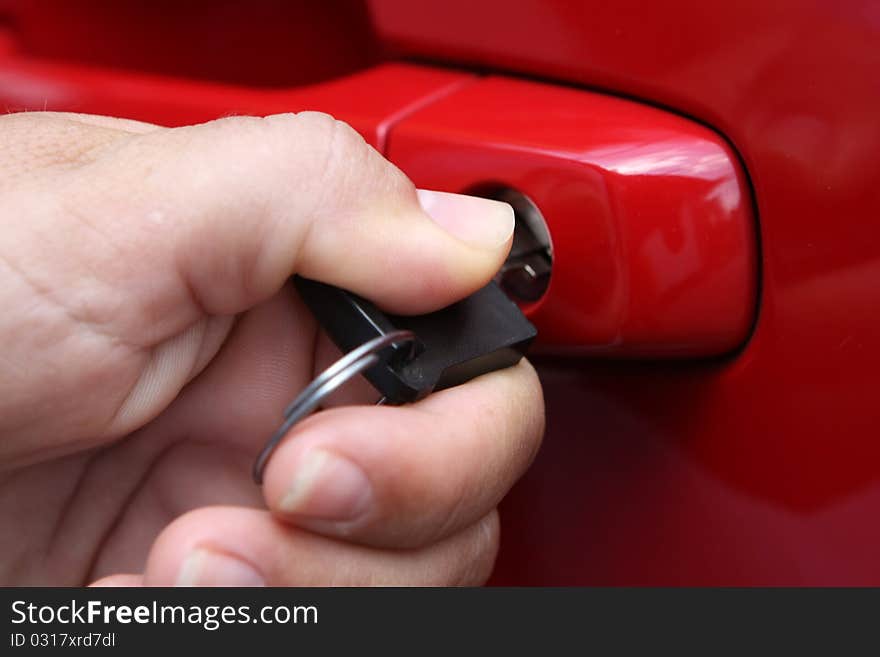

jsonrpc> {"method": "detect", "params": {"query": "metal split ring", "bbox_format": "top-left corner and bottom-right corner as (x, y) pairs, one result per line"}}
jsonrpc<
(251, 330), (416, 484)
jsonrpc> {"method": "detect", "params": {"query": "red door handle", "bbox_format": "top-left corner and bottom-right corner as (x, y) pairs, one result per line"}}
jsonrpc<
(388, 77), (758, 356)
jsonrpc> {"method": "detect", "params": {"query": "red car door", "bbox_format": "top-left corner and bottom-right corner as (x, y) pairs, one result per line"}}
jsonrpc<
(1, 0), (877, 584)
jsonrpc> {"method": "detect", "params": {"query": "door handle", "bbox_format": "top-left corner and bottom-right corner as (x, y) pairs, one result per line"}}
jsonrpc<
(387, 77), (758, 357)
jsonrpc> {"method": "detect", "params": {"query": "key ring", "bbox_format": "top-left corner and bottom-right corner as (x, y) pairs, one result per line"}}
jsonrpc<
(251, 329), (417, 484)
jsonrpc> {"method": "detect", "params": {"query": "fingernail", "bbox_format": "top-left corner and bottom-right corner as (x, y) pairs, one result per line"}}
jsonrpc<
(176, 548), (265, 587)
(280, 448), (372, 521)
(417, 189), (514, 249)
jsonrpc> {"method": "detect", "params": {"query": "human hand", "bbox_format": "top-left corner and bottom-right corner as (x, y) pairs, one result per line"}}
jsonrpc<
(0, 111), (544, 586)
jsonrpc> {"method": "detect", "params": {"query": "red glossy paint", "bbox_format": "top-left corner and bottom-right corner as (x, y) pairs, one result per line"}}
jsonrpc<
(0, 0), (877, 585)
(0, 58), (470, 150)
(0, 52), (756, 357)
(371, 0), (880, 584)
(388, 77), (757, 356)
(0, 0), (382, 87)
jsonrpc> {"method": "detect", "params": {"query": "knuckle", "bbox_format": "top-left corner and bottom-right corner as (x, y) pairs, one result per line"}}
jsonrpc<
(272, 110), (344, 139)
(249, 112), (377, 209)
(294, 114), (367, 189)
(209, 114), (265, 131)
(203, 111), (411, 214)
(264, 111), (366, 163)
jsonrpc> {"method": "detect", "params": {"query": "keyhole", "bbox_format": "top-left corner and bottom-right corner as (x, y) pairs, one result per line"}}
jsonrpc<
(468, 185), (553, 303)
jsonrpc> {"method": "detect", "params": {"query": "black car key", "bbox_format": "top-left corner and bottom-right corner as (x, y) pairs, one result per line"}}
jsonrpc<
(293, 274), (537, 404)
(252, 274), (536, 483)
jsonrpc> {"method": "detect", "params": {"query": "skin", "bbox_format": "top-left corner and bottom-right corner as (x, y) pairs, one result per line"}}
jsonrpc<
(0, 111), (544, 586)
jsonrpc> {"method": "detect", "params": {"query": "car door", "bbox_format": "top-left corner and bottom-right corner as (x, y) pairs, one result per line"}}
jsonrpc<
(1, 0), (877, 584)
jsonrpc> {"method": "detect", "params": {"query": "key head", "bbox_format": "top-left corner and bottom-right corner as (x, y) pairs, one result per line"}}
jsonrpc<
(293, 276), (537, 404)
